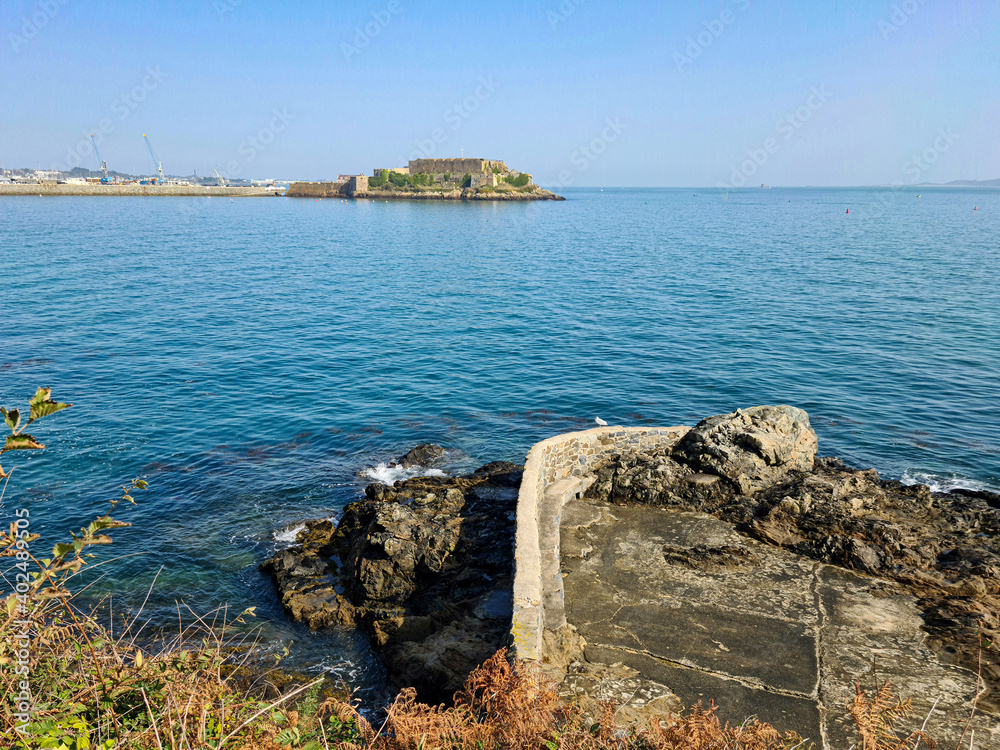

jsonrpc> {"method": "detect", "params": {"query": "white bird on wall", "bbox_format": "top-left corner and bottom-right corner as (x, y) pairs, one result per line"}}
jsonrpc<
(595, 417), (608, 426)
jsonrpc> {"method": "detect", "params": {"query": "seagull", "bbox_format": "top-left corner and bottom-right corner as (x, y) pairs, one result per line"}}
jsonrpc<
(595, 417), (608, 426)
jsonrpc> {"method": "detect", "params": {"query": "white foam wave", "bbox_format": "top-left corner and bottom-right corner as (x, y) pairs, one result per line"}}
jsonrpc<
(900, 469), (999, 495)
(272, 523), (306, 544)
(364, 463), (446, 485)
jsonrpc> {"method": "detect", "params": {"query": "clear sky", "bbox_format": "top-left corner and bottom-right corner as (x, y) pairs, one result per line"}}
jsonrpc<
(2, 1), (997, 186)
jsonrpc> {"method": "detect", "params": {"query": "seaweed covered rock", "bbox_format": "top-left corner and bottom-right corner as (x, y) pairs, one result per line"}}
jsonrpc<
(261, 459), (522, 702)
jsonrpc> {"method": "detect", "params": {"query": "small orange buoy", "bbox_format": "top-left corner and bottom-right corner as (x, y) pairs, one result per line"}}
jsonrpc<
(974, 206), (977, 210)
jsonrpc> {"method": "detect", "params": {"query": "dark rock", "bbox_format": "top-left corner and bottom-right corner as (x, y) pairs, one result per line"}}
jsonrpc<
(261, 461), (523, 703)
(949, 486), (1000, 509)
(395, 443), (446, 467)
(472, 460), (525, 486)
(847, 540), (881, 573)
(585, 450), (738, 509)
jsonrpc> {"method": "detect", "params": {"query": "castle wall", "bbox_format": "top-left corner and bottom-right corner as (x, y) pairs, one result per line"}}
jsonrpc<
(407, 158), (508, 176)
(285, 181), (348, 198)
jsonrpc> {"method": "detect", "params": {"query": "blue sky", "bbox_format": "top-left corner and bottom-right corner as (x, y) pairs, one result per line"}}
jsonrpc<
(2, 1), (997, 186)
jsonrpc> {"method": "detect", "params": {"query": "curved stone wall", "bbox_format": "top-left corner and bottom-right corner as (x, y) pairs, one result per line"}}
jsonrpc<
(510, 425), (690, 661)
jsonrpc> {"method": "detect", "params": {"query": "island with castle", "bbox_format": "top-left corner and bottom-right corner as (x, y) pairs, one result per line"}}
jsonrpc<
(285, 157), (565, 200)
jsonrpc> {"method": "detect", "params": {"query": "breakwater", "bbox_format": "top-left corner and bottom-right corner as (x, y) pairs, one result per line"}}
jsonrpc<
(0, 183), (283, 197)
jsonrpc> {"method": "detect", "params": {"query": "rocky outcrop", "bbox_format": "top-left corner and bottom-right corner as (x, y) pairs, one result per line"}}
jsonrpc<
(394, 443), (447, 467)
(358, 187), (564, 201)
(584, 407), (1000, 716)
(672, 405), (818, 494)
(261, 460), (522, 702)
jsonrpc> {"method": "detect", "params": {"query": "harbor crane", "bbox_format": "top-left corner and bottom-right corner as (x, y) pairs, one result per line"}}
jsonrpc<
(142, 134), (164, 184)
(213, 166), (226, 187)
(90, 134), (110, 183)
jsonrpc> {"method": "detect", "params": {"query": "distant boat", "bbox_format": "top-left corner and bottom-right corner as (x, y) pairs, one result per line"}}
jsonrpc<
(760, 184), (771, 189)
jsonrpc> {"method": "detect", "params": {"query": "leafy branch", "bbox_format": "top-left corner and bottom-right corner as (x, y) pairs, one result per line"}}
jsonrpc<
(0, 386), (71, 478)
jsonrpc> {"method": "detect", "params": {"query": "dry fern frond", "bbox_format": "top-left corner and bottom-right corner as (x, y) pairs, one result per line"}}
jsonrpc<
(846, 680), (935, 750)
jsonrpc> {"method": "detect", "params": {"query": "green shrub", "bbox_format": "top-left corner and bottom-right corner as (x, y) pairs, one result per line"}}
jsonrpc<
(461, 174), (472, 188)
(369, 169), (388, 188)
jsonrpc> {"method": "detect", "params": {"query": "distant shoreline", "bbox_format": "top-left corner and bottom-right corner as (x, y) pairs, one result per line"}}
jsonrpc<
(0, 183), (283, 197)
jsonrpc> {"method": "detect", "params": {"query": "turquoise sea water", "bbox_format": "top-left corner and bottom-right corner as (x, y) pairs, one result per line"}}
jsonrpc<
(2, 187), (998, 693)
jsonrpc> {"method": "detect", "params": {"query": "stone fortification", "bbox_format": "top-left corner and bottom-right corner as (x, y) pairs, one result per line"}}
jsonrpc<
(407, 158), (508, 175)
(285, 181), (348, 198)
(285, 176), (366, 197)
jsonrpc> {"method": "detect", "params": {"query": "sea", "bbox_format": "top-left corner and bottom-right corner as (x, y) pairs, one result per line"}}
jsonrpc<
(2, 187), (998, 697)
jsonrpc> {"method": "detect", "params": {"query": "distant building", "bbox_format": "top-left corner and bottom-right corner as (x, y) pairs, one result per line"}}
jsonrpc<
(347, 174), (368, 193)
(469, 173), (499, 188)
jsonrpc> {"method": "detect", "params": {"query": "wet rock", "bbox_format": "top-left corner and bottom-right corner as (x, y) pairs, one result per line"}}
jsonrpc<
(261, 457), (522, 703)
(950, 486), (1000, 510)
(260, 520), (356, 629)
(395, 443), (446, 467)
(672, 405), (818, 494)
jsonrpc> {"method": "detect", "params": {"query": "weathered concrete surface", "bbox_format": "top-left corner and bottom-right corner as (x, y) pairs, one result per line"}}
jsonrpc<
(0, 183), (282, 196)
(559, 497), (998, 749)
(512, 426), (690, 662)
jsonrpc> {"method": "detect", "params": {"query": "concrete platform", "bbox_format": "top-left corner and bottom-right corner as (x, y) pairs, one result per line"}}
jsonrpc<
(559, 498), (997, 749)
